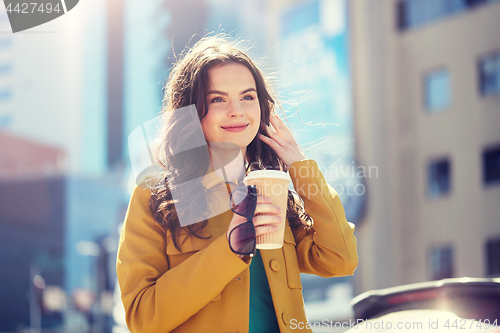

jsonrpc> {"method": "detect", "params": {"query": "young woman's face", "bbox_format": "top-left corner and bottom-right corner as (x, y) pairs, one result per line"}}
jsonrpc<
(201, 62), (261, 156)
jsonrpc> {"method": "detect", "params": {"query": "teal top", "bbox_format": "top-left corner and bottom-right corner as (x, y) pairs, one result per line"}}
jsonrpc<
(249, 249), (281, 332)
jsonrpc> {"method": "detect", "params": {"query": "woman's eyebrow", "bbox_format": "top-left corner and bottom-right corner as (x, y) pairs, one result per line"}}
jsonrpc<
(206, 87), (257, 96)
(207, 90), (228, 96)
(240, 88), (257, 94)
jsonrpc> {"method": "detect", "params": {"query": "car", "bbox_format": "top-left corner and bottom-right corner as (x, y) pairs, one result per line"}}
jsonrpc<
(344, 277), (500, 333)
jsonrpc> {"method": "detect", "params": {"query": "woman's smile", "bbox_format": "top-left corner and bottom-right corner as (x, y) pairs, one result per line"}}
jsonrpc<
(221, 123), (250, 132)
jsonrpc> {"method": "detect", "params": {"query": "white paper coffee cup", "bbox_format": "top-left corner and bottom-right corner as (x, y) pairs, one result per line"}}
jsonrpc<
(244, 170), (291, 249)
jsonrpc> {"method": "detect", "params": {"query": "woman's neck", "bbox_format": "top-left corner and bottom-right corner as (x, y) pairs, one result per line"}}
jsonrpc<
(214, 155), (246, 183)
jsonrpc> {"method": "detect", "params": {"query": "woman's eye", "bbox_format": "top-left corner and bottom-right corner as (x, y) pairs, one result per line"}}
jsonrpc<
(211, 97), (224, 103)
(243, 95), (254, 101)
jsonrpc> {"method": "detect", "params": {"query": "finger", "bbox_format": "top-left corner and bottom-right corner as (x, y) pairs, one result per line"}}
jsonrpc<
(254, 224), (279, 237)
(267, 123), (287, 146)
(271, 115), (302, 150)
(269, 114), (286, 135)
(256, 195), (272, 204)
(270, 114), (293, 142)
(253, 214), (282, 227)
(254, 201), (281, 215)
(259, 133), (283, 151)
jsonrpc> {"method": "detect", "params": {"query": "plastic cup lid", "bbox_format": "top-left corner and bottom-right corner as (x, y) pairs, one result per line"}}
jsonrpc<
(244, 169), (291, 183)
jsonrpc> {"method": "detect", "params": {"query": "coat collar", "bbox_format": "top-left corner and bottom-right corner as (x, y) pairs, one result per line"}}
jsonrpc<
(165, 162), (251, 254)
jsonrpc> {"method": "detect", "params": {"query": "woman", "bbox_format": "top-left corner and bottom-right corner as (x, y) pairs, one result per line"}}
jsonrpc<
(117, 35), (358, 333)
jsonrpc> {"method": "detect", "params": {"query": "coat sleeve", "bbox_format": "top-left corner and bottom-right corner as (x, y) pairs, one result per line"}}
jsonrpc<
(288, 159), (358, 277)
(116, 185), (249, 332)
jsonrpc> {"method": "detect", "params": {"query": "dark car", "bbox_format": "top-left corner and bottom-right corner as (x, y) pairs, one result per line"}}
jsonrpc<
(350, 277), (500, 323)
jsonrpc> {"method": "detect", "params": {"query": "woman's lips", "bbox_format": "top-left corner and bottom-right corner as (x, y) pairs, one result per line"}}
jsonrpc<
(221, 124), (249, 133)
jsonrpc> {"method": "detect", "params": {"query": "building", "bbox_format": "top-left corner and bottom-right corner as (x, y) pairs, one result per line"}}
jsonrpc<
(349, 0), (500, 293)
(0, 0), (131, 330)
(0, 10), (13, 129)
(0, 175), (65, 331)
(0, 132), (65, 180)
(0, 133), (125, 332)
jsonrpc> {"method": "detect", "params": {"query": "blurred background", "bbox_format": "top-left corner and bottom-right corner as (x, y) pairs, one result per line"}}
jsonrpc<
(0, 0), (499, 332)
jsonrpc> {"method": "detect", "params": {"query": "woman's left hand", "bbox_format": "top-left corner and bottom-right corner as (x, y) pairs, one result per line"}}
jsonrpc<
(258, 113), (307, 169)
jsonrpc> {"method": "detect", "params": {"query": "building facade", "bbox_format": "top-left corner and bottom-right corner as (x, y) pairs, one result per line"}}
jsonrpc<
(0, 0), (131, 330)
(349, 0), (500, 293)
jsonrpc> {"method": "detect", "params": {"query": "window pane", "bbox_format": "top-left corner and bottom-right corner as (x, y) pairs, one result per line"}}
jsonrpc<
(428, 159), (451, 198)
(486, 238), (500, 276)
(483, 146), (500, 186)
(397, 1), (407, 30)
(407, 0), (419, 27)
(429, 245), (454, 280)
(425, 69), (451, 112)
(423, 0), (440, 22)
(465, 0), (488, 7)
(480, 52), (500, 96)
(397, 0), (483, 31)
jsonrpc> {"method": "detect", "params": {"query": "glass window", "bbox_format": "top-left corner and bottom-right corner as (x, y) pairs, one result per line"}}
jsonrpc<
(425, 69), (451, 112)
(429, 245), (454, 280)
(428, 158), (451, 198)
(483, 145), (500, 186)
(397, 1), (407, 30)
(396, 0), (495, 31)
(407, 0), (422, 27)
(479, 51), (500, 96)
(465, 0), (488, 7)
(426, 0), (446, 21)
(486, 238), (500, 276)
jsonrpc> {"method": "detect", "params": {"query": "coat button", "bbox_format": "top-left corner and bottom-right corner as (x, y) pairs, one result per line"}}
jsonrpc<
(270, 259), (280, 272)
(281, 312), (288, 325)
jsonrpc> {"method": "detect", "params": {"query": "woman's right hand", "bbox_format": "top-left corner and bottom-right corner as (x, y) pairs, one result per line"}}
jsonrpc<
(226, 195), (283, 259)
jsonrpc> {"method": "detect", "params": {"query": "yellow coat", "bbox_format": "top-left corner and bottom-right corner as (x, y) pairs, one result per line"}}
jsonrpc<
(117, 159), (358, 332)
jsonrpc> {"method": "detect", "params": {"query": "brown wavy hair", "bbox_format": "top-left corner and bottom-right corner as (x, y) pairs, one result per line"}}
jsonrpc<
(149, 35), (312, 252)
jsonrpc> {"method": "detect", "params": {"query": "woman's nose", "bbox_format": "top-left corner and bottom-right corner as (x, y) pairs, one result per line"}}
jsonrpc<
(228, 100), (244, 117)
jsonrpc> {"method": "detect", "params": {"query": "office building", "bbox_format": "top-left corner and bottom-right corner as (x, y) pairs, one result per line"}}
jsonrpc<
(349, 0), (500, 292)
